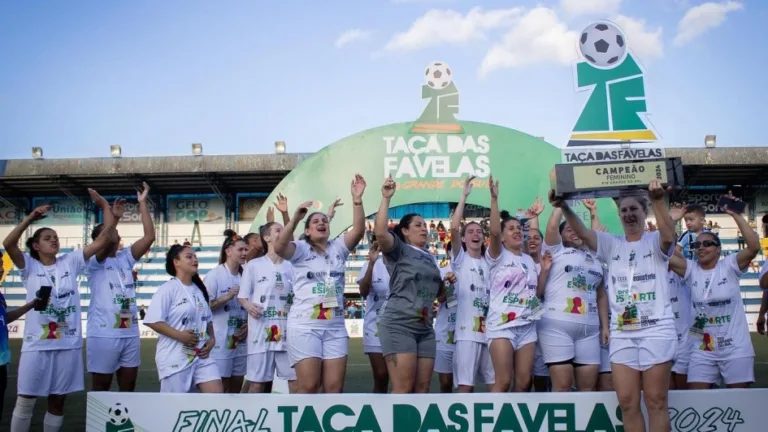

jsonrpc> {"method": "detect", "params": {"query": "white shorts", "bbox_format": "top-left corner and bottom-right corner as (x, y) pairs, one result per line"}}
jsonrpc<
(434, 348), (454, 374)
(688, 356), (755, 385)
(599, 345), (611, 374)
(215, 355), (247, 378)
(610, 338), (676, 372)
(537, 318), (600, 365)
(487, 323), (537, 351)
(287, 327), (349, 366)
(87, 336), (140, 374)
(672, 339), (693, 375)
(364, 345), (382, 354)
(453, 340), (495, 386)
(534, 345), (549, 377)
(160, 359), (221, 393)
(17, 349), (84, 396)
(247, 351), (296, 383)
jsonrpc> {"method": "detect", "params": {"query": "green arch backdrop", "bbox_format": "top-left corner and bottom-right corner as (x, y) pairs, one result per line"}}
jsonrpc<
(248, 120), (621, 237)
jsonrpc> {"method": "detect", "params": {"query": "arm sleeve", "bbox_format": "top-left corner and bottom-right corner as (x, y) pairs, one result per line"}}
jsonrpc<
(289, 241), (310, 265)
(238, 264), (253, 300)
(144, 286), (170, 324)
(203, 268), (221, 300)
(595, 231), (618, 264)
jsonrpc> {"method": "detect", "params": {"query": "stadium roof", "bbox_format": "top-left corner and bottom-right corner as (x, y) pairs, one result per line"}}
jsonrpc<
(0, 147), (767, 199)
(0, 153), (311, 197)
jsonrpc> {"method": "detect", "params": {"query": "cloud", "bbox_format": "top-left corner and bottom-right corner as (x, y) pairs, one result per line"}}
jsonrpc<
(478, 7), (579, 77)
(560, 0), (622, 16)
(612, 15), (664, 61)
(382, 7), (523, 52)
(673, 1), (743, 46)
(335, 29), (373, 48)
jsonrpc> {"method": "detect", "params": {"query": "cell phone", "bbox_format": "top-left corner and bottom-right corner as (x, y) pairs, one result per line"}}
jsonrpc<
(716, 196), (747, 214)
(35, 286), (52, 311)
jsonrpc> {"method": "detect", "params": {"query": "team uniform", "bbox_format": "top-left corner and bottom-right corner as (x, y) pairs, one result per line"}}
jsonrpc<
(286, 238), (350, 366)
(595, 231), (676, 371)
(669, 271), (693, 375)
(433, 294), (456, 375)
(17, 251), (86, 396)
(684, 254), (755, 385)
(485, 248), (540, 350)
(203, 265), (248, 378)
(239, 256), (296, 382)
(144, 279), (219, 393)
(355, 259), (390, 354)
(539, 242), (603, 366)
(85, 249), (140, 374)
(532, 258), (548, 378)
(451, 248), (494, 387)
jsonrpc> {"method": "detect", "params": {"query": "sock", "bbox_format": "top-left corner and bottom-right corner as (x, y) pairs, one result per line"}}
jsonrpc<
(10, 397), (35, 432)
(43, 412), (64, 432)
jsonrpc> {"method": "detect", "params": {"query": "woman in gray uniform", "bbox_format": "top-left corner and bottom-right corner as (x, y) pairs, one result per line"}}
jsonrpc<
(374, 175), (456, 393)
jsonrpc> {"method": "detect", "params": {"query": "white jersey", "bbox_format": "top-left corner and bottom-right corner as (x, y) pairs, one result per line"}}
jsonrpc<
(20, 251), (86, 352)
(542, 242), (603, 325)
(684, 254), (753, 359)
(486, 248), (540, 330)
(203, 264), (247, 360)
(355, 259), (390, 349)
(595, 231), (675, 339)
(144, 279), (213, 380)
(452, 248), (490, 343)
(85, 249), (139, 338)
(287, 238), (349, 330)
(239, 256), (294, 354)
(668, 271), (692, 347)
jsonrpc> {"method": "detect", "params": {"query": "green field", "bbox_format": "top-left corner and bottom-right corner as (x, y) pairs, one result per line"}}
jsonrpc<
(2, 335), (768, 431)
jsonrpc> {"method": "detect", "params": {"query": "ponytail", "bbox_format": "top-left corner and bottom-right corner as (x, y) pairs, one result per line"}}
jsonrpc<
(192, 273), (210, 303)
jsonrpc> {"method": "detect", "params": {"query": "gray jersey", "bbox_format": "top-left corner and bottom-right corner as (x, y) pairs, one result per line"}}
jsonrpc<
(379, 234), (443, 331)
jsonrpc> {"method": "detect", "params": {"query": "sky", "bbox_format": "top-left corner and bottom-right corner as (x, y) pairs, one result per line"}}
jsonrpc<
(0, 0), (765, 160)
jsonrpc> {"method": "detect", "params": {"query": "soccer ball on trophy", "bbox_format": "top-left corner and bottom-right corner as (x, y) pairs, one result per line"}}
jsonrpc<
(108, 403), (130, 425)
(579, 22), (627, 68)
(424, 61), (453, 90)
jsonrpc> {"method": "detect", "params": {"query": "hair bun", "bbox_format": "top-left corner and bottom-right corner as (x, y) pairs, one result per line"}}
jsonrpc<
(223, 229), (237, 238)
(500, 210), (511, 219)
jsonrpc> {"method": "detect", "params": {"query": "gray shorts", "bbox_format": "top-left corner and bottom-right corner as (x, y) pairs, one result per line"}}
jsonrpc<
(378, 320), (436, 359)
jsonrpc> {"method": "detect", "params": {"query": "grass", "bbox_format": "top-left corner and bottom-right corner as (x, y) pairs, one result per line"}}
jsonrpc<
(2, 335), (768, 431)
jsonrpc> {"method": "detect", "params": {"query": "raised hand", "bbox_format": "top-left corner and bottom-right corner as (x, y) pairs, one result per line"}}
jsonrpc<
(548, 189), (565, 208)
(111, 198), (127, 219)
(327, 198), (343, 221)
(27, 205), (51, 222)
(582, 198), (597, 212)
(293, 201), (313, 222)
(540, 251), (553, 273)
(462, 175), (476, 197)
(525, 196), (544, 219)
(266, 206), (275, 223)
(382, 174), (397, 199)
(489, 175), (499, 199)
(137, 182), (150, 203)
(648, 179), (668, 202)
(351, 174), (367, 200)
(669, 203), (688, 222)
(274, 193), (288, 214)
(367, 242), (380, 262)
(88, 188), (108, 207)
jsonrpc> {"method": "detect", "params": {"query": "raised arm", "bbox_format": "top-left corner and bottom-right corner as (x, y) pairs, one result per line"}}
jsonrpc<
(374, 175), (397, 253)
(131, 183), (156, 261)
(648, 179), (675, 256)
(583, 199), (600, 230)
(358, 245), (380, 298)
(95, 198), (125, 263)
(84, 190), (119, 261)
(524, 197), (544, 233)
(343, 174), (367, 251)
(272, 194), (292, 236)
(544, 207), (563, 246)
(327, 198), (343, 223)
(668, 254), (687, 277)
(487, 175), (502, 259)
(2, 205), (51, 269)
(274, 202), (312, 260)
(551, 190), (597, 252)
(451, 176), (475, 260)
(668, 203), (689, 258)
(725, 200), (760, 270)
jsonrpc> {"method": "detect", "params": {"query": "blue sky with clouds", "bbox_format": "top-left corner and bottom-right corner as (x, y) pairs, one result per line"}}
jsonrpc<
(0, 0), (764, 160)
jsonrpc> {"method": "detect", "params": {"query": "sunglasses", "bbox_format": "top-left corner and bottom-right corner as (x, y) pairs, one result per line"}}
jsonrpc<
(691, 240), (720, 249)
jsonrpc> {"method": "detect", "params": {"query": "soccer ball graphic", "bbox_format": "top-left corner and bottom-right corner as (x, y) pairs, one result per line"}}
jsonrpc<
(108, 403), (129, 425)
(579, 22), (627, 68)
(424, 62), (452, 90)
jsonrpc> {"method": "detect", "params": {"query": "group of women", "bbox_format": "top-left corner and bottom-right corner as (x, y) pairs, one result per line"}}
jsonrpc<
(0, 172), (761, 432)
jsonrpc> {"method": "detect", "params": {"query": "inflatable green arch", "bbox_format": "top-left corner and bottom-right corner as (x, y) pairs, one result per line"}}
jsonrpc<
(248, 120), (621, 237)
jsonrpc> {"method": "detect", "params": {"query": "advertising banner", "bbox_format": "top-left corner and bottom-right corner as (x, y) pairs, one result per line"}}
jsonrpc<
(86, 389), (767, 432)
(31, 197), (87, 225)
(0, 199), (24, 224)
(755, 189), (768, 214)
(97, 198), (156, 224)
(168, 197), (226, 223)
(238, 196), (267, 221)
(686, 191), (739, 215)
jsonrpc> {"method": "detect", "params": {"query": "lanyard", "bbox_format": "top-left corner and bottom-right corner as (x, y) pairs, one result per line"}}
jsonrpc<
(624, 253), (637, 303)
(176, 278), (201, 326)
(41, 260), (61, 306)
(699, 264), (721, 304)
(111, 257), (129, 301)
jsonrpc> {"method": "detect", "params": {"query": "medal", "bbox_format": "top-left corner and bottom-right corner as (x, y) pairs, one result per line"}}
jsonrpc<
(322, 256), (339, 309)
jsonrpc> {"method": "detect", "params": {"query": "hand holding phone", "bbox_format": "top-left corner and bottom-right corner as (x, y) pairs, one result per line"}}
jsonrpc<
(34, 286), (52, 311)
(717, 196), (747, 214)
